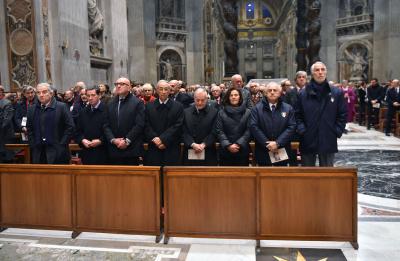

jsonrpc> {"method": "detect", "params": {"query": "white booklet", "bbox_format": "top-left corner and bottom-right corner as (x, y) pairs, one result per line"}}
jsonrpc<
(268, 148), (288, 163)
(188, 149), (205, 160)
(372, 103), (380, 108)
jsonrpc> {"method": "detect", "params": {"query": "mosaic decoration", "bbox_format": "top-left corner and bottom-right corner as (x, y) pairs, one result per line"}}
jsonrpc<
(5, 0), (38, 91)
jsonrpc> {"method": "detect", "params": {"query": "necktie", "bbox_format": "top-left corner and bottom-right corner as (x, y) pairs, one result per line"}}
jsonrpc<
(117, 99), (122, 127)
(271, 105), (276, 112)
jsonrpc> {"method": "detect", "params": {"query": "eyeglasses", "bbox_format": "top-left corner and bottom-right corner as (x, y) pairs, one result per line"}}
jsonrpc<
(114, 82), (129, 87)
(143, 89), (153, 92)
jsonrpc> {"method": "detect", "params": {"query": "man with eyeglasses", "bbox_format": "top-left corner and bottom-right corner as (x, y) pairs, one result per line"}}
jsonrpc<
(104, 77), (145, 165)
(139, 83), (156, 105)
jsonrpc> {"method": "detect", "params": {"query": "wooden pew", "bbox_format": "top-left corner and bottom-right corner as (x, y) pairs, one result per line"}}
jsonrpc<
(163, 166), (358, 249)
(0, 164), (161, 240)
(4, 144), (30, 164)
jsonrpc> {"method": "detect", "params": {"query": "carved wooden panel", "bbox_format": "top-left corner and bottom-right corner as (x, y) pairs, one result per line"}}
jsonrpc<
(5, 0), (38, 91)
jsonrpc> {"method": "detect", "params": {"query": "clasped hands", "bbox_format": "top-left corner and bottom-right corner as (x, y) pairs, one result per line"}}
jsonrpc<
(152, 137), (166, 150)
(82, 139), (102, 149)
(266, 141), (278, 152)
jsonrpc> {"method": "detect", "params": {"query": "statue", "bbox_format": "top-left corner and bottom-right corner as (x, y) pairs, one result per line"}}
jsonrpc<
(217, 0), (239, 76)
(306, 0), (322, 73)
(88, 0), (104, 56)
(160, 59), (173, 80)
(344, 48), (368, 80)
(296, 0), (308, 72)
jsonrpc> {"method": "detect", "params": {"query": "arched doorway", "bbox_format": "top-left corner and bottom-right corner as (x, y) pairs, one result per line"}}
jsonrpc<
(158, 50), (184, 81)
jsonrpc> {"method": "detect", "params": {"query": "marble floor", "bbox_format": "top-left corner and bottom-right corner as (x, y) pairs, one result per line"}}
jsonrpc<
(0, 123), (399, 260)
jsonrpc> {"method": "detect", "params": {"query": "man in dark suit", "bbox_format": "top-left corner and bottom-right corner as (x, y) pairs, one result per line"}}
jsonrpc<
(231, 74), (252, 109)
(0, 85), (15, 162)
(384, 79), (400, 136)
(104, 77), (145, 165)
(144, 80), (184, 166)
(282, 71), (307, 166)
(357, 81), (367, 125)
(296, 62), (347, 167)
(27, 83), (74, 164)
(169, 80), (193, 108)
(366, 78), (384, 130)
(75, 86), (108, 164)
(183, 88), (218, 165)
(15, 85), (37, 141)
(284, 71), (307, 109)
(250, 82), (296, 166)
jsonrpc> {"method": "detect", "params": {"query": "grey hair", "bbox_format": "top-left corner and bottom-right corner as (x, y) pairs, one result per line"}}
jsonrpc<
(156, 80), (169, 88)
(310, 61), (327, 73)
(22, 85), (35, 93)
(194, 87), (208, 98)
(36, 82), (54, 94)
(295, 71), (307, 79)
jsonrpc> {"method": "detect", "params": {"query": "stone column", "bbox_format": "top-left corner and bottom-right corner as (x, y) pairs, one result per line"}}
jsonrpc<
(48, 0), (91, 91)
(33, 0), (47, 83)
(107, 0), (129, 82)
(256, 41), (263, 79)
(373, 0), (400, 80)
(0, 0), (10, 88)
(186, 0), (205, 84)
(319, 0), (338, 81)
(127, 0), (157, 84)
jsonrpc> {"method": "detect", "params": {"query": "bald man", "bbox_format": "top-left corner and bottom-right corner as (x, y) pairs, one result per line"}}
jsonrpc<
(231, 74), (252, 109)
(182, 88), (218, 165)
(104, 77), (145, 165)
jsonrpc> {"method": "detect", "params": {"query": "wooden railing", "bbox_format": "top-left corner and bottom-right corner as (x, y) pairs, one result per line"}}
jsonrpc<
(0, 164), (358, 249)
(5, 142), (300, 165)
(163, 166), (358, 249)
(0, 164), (161, 240)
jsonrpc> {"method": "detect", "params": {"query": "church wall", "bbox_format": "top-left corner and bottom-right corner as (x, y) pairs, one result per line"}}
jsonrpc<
(107, 0), (129, 83)
(185, 0), (205, 85)
(320, 0), (338, 82)
(127, 0), (156, 84)
(49, 0), (91, 91)
(372, 0), (389, 81)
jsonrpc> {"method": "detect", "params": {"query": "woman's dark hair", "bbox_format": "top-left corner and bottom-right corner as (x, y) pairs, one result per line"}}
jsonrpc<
(223, 87), (243, 106)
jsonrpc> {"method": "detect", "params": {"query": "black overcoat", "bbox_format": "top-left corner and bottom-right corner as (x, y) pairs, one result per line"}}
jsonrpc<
(144, 99), (184, 165)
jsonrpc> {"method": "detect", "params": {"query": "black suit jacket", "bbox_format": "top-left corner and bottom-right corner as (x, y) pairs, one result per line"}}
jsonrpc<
(182, 103), (218, 165)
(27, 98), (74, 164)
(144, 99), (184, 165)
(75, 101), (108, 164)
(104, 93), (145, 159)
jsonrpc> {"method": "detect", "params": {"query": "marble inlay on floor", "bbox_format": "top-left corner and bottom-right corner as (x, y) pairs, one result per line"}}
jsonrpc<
(256, 247), (347, 261)
(0, 235), (189, 261)
(335, 150), (400, 199)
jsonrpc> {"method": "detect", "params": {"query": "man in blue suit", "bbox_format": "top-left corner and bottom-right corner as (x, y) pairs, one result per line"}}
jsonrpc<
(296, 62), (347, 167)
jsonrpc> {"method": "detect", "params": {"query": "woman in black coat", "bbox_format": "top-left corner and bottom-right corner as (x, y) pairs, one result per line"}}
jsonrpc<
(215, 87), (251, 166)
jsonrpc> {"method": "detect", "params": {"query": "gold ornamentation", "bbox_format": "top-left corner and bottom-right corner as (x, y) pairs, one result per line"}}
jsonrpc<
(274, 250), (328, 261)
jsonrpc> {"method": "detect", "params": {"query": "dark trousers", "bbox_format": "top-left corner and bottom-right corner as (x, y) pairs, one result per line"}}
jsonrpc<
(385, 107), (399, 134)
(367, 104), (379, 128)
(301, 153), (335, 167)
(358, 103), (366, 125)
